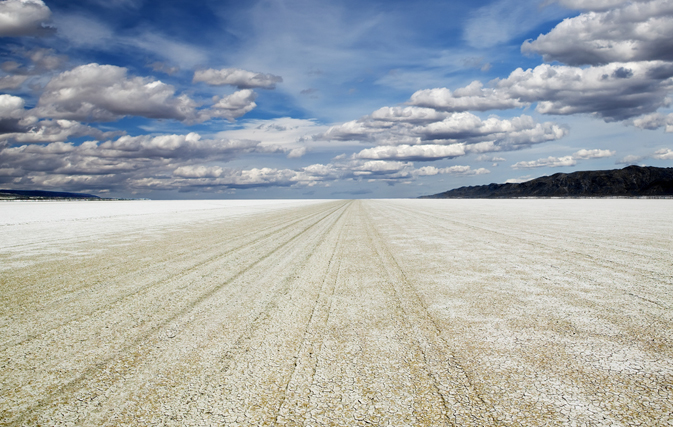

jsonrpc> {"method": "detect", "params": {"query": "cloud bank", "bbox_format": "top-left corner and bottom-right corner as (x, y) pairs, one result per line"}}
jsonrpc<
(320, 107), (568, 161)
(1, 134), (487, 193)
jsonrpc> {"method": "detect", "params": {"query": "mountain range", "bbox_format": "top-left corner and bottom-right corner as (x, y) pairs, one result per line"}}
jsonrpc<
(421, 166), (673, 199)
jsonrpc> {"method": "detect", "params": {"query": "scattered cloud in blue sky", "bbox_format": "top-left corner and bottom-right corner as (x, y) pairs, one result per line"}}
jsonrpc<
(0, 0), (672, 198)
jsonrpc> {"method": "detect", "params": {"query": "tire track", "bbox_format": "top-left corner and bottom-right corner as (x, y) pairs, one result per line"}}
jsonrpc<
(94, 200), (352, 426)
(369, 201), (672, 331)
(2, 201), (350, 427)
(0, 202), (341, 352)
(381, 201), (671, 285)
(371, 201), (672, 322)
(0, 201), (324, 324)
(273, 202), (350, 426)
(0, 201), (336, 312)
(367, 200), (672, 338)
(362, 200), (672, 427)
(1, 202), (342, 381)
(212, 201), (351, 375)
(294, 201), (471, 426)
(360, 202), (501, 427)
(3, 199), (670, 427)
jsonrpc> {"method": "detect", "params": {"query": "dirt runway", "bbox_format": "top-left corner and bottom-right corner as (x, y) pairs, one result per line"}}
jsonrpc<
(1, 199), (671, 426)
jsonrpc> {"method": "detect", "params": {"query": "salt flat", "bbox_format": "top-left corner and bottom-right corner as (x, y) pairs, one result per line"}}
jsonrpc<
(1, 199), (671, 426)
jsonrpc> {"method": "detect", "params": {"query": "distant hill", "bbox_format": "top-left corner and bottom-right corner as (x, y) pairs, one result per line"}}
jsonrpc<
(0, 189), (101, 200)
(421, 165), (673, 199)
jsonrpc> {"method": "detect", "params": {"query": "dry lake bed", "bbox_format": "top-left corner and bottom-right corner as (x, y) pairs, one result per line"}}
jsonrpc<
(1, 199), (671, 426)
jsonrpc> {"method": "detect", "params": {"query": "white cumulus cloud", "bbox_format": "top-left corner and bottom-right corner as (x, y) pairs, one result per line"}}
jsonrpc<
(512, 155), (577, 169)
(33, 64), (201, 122)
(354, 144), (466, 161)
(512, 147), (615, 169)
(368, 106), (453, 123)
(0, 94), (28, 134)
(0, 94), (25, 118)
(409, 83), (525, 112)
(173, 165), (224, 178)
(633, 112), (673, 132)
(320, 108), (567, 154)
(616, 154), (645, 164)
(97, 133), (259, 159)
(287, 147), (307, 158)
(1, 119), (122, 143)
(652, 148), (673, 159)
(29, 64), (259, 123)
(572, 148), (615, 159)
(193, 68), (283, 89)
(415, 165), (490, 176)
(0, 132), (264, 192)
(410, 61), (673, 122)
(0, 0), (52, 37)
(206, 90), (258, 122)
(0, 94), (122, 143)
(523, 0), (673, 65)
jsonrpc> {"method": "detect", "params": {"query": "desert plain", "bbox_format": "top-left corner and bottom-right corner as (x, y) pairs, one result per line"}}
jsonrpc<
(0, 198), (671, 426)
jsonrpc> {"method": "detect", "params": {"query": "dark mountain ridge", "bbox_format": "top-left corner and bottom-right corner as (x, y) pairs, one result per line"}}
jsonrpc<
(0, 189), (100, 200)
(421, 165), (673, 198)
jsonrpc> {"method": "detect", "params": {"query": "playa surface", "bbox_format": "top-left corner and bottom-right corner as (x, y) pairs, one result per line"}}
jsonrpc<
(1, 199), (671, 426)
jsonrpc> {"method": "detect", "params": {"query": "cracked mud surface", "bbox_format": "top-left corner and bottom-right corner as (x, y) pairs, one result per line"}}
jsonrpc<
(1, 199), (672, 426)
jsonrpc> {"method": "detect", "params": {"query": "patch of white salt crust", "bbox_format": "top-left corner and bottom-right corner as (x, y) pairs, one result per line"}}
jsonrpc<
(1, 199), (671, 426)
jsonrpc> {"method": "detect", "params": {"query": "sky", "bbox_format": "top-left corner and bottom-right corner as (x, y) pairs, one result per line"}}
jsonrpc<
(0, 0), (672, 199)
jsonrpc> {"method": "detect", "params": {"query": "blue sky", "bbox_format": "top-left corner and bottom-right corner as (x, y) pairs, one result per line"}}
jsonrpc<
(1, 0), (672, 198)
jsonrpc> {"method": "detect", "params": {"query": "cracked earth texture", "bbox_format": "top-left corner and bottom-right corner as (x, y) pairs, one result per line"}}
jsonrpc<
(1, 199), (671, 426)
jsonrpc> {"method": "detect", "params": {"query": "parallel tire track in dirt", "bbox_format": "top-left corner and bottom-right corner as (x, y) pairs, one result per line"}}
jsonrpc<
(360, 204), (501, 426)
(362, 200), (672, 427)
(2, 201), (349, 426)
(0, 203), (342, 352)
(375, 200), (671, 286)
(1, 199), (671, 426)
